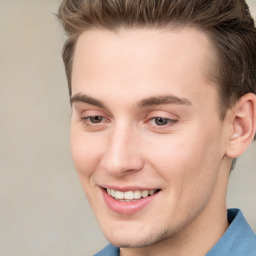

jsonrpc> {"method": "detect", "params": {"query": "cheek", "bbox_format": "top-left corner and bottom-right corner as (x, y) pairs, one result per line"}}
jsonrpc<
(150, 136), (220, 222)
(147, 130), (221, 192)
(70, 126), (102, 180)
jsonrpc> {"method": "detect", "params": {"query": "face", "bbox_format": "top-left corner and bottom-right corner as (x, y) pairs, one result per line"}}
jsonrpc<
(70, 28), (229, 248)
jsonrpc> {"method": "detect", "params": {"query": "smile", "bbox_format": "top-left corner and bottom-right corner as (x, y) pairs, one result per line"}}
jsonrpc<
(106, 188), (159, 201)
(102, 187), (161, 215)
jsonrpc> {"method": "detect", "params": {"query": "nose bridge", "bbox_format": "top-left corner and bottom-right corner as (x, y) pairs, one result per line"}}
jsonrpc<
(101, 120), (143, 175)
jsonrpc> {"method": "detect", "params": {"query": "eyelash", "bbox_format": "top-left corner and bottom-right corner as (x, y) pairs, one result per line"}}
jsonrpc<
(80, 115), (108, 126)
(148, 117), (177, 127)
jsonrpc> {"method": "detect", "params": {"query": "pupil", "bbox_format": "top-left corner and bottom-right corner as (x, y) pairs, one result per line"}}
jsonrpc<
(90, 116), (103, 123)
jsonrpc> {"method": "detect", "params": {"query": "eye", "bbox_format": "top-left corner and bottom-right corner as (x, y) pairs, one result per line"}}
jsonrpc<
(81, 115), (107, 125)
(153, 117), (170, 126)
(79, 114), (110, 131)
(150, 117), (176, 126)
(88, 115), (104, 124)
(79, 114), (109, 131)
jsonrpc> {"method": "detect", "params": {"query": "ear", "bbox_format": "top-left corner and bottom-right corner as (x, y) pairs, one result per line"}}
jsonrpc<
(225, 93), (256, 159)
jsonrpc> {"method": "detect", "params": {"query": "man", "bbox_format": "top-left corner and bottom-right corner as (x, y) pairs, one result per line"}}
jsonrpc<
(58, 0), (256, 255)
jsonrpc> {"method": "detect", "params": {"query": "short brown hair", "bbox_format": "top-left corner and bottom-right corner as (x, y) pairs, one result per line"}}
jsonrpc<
(58, 0), (256, 118)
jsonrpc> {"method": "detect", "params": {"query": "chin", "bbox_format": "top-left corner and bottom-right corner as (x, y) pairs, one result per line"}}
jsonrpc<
(101, 223), (176, 249)
(106, 236), (154, 249)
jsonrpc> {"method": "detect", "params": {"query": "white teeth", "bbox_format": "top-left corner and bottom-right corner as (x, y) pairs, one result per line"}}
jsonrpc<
(134, 190), (142, 199)
(106, 189), (157, 200)
(124, 191), (133, 200)
(114, 191), (124, 200)
(141, 190), (149, 198)
(111, 189), (115, 197)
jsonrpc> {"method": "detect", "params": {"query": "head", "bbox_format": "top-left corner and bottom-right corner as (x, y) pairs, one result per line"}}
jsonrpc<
(58, 0), (256, 253)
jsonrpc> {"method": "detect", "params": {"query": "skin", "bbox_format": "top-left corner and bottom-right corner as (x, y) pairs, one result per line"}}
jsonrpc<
(69, 27), (255, 256)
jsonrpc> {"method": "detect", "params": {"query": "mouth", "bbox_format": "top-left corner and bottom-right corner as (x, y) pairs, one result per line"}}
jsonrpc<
(101, 187), (161, 215)
(103, 188), (160, 201)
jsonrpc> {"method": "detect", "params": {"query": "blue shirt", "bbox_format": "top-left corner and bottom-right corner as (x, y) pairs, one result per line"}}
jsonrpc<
(94, 209), (256, 256)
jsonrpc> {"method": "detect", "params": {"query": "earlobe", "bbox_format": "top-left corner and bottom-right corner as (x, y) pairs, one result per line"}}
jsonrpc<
(226, 93), (256, 159)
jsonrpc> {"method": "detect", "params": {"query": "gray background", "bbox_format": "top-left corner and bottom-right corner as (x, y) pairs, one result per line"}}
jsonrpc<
(0, 1), (255, 255)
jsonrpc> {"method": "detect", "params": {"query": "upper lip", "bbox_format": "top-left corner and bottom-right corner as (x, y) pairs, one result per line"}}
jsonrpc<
(100, 185), (160, 192)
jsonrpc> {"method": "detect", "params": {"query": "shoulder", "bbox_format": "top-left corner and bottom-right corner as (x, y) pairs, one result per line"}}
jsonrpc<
(94, 244), (119, 256)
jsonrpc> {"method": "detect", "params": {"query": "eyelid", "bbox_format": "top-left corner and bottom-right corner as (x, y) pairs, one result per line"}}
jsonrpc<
(72, 102), (113, 118)
(143, 111), (179, 131)
(149, 116), (176, 124)
(82, 115), (105, 123)
(147, 117), (178, 127)
(145, 110), (179, 120)
(80, 109), (106, 117)
(81, 112), (109, 123)
(78, 109), (111, 130)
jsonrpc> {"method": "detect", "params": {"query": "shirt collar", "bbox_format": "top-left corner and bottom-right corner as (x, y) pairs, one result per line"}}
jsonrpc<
(206, 208), (256, 255)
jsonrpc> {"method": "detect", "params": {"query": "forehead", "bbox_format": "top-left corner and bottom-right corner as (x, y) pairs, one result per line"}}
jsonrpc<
(72, 27), (218, 109)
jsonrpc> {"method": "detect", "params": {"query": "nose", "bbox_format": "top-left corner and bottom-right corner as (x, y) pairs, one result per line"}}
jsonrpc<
(100, 124), (144, 176)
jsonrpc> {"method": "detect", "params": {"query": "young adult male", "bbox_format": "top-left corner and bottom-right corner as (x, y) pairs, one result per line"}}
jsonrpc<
(58, 0), (256, 255)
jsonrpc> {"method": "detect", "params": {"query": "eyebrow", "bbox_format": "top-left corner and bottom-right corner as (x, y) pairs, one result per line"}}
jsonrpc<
(71, 93), (192, 108)
(137, 95), (192, 108)
(71, 93), (106, 108)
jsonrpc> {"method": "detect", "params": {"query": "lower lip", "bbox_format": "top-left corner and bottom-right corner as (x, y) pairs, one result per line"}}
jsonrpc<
(102, 189), (159, 215)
